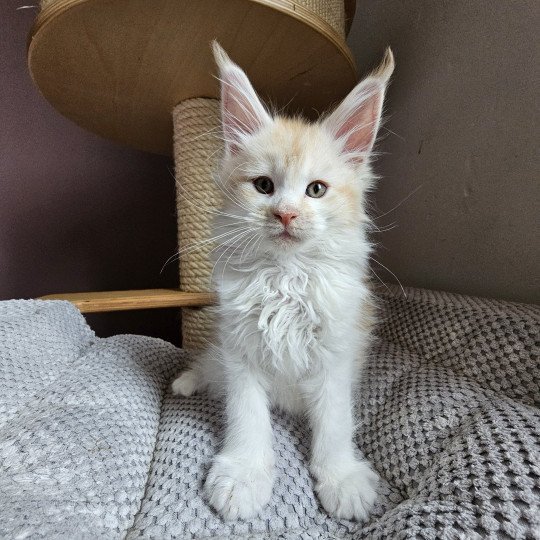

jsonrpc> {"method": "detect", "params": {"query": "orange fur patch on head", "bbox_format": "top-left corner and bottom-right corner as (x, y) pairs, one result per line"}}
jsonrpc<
(270, 117), (318, 168)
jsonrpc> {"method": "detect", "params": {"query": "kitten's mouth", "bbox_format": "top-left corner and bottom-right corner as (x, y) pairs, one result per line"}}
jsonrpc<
(274, 230), (299, 241)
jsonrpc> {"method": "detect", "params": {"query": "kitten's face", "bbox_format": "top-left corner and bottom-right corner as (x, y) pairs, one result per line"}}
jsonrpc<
(212, 42), (394, 258)
(219, 117), (371, 253)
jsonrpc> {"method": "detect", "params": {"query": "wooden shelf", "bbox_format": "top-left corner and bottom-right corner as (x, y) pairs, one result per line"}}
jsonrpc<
(28, 0), (357, 154)
(39, 289), (216, 313)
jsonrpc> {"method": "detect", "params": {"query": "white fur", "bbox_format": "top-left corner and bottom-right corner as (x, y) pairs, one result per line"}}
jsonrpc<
(173, 43), (394, 521)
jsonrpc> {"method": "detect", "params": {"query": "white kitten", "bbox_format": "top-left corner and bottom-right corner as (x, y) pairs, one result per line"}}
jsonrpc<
(172, 42), (394, 522)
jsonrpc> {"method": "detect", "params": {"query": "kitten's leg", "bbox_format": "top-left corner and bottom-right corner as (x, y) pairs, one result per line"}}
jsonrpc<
(171, 351), (215, 397)
(205, 360), (274, 520)
(302, 359), (379, 522)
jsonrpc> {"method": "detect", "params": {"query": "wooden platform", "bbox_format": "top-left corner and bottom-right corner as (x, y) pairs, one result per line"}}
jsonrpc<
(40, 289), (216, 313)
(28, 0), (358, 155)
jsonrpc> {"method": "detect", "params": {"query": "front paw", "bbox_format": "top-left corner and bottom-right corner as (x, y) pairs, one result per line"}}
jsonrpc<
(204, 454), (274, 520)
(313, 460), (379, 522)
(171, 369), (198, 397)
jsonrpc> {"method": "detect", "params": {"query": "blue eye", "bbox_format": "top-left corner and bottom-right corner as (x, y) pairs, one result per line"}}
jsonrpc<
(306, 181), (327, 198)
(253, 176), (274, 195)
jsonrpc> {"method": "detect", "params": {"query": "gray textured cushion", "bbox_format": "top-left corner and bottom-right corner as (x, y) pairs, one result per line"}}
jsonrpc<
(0, 300), (183, 539)
(1, 289), (539, 539)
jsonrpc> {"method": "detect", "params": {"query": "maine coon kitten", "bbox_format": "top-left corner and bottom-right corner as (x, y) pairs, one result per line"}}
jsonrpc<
(172, 42), (394, 522)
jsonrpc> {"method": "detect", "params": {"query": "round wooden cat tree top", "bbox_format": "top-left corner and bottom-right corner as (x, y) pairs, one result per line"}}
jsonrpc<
(28, 0), (358, 155)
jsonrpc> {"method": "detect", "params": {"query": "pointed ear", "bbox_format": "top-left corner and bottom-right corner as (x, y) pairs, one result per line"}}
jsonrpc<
(324, 47), (395, 162)
(212, 41), (271, 155)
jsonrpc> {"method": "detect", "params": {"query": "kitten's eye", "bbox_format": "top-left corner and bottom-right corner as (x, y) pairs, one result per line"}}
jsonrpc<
(306, 181), (327, 198)
(253, 176), (274, 195)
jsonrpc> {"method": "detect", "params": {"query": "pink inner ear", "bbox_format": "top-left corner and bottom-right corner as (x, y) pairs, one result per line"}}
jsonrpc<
(338, 99), (378, 154)
(222, 91), (252, 154)
(220, 70), (268, 154)
(334, 82), (384, 159)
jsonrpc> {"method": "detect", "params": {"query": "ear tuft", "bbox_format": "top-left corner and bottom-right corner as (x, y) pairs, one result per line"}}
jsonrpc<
(324, 47), (395, 163)
(212, 40), (232, 73)
(212, 41), (270, 156)
(371, 47), (395, 83)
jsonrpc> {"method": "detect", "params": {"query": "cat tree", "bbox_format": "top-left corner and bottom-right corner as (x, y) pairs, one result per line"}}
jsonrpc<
(30, 0), (358, 349)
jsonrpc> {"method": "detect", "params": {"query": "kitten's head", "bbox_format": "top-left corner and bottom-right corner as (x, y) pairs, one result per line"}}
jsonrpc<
(213, 42), (394, 258)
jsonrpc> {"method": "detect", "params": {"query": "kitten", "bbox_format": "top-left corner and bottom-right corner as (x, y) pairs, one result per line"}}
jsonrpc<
(172, 42), (394, 522)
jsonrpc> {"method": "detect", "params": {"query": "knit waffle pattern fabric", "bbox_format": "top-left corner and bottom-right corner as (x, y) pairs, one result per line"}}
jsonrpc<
(0, 300), (184, 539)
(1, 288), (539, 539)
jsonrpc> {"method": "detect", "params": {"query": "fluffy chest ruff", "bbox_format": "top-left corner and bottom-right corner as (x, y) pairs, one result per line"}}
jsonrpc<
(217, 257), (364, 378)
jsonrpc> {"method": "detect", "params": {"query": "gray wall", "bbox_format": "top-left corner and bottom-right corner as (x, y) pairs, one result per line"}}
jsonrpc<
(1, 2), (538, 344)
(348, 1), (539, 304)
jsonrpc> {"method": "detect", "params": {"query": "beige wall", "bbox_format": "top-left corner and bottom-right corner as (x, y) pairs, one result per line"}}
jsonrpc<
(347, 1), (539, 304)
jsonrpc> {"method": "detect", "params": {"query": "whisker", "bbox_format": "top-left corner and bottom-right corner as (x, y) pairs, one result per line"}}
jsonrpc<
(160, 226), (252, 274)
(369, 257), (407, 298)
(219, 236), (247, 284)
(369, 221), (398, 233)
(211, 230), (252, 281)
(214, 165), (253, 213)
(213, 220), (253, 230)
(179, 126), (222, 143)
(373, 184), (423, 221)
(172, 175), (254, 222)
(252, 233), (265, 258)
(381, 126), (406, 141)
(239, 232), (261, 263)
(177, 227), (252, 256)
(369, 267), (391, 293)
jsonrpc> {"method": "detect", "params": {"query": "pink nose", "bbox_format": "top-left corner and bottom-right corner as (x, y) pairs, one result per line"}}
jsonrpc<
(273, 212), (298, 227)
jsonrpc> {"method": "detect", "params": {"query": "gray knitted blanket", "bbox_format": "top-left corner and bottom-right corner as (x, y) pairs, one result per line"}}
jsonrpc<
(1, 287), (539, 539)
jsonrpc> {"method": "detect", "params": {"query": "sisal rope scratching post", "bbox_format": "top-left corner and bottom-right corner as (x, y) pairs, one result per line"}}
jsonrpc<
(295, 0), (345, 35)
(173, 99), (222, 351)
(28, 0), (358, 345)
